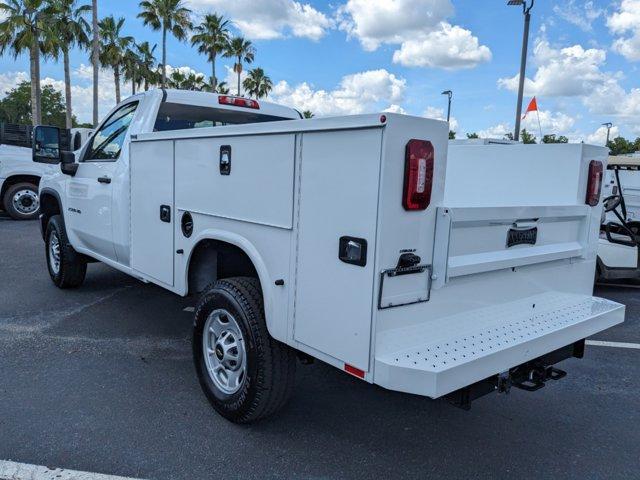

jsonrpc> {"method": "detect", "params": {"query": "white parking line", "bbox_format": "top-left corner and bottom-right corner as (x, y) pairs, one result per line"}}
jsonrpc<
(0, 460), (144, 480)
(183, 306), (195, 312)
(586, 340), (640, 350)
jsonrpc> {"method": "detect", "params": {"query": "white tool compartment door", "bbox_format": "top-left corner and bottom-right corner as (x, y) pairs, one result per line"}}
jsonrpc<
(130, 140), (174, 286)
(294, 129), (382, 371)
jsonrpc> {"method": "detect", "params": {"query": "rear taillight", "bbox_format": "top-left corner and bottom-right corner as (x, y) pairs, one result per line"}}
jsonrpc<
(586, 160), (603, 207)
(403, 139), (434, 211)
(218, 95), (260, 109)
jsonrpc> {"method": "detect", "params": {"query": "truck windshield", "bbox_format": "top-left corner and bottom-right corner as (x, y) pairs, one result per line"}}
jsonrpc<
(154, 102), (292, 132)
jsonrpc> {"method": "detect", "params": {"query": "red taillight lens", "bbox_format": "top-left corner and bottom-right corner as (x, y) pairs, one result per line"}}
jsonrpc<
(403, 139), (434, 211)
(586, 160), (603, 207)
(218, 95), (260, 109)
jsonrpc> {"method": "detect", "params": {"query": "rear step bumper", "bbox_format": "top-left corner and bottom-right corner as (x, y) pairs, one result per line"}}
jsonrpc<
(374, 293), (625, 398)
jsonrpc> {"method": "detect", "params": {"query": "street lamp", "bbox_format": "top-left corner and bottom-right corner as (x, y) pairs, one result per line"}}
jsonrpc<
(602, 122), (613, 146)
(508, 0), (535, 142)
(441, 90), (453, 123)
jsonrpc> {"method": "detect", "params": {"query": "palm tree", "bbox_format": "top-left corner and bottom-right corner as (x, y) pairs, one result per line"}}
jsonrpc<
(213, 81), (229, 94)
(190, 13), (229, 92)
(123, 46), (143, 95)
(91, 0), (98, 126)
(47, 0), (91, 129)
(167, 69), (207, 91)
(224, 36), (255, 96)
(302, 110), (314, 119)
(138, 0), (191, 89)
(99, 16), (133, 104)
(137, 41), (158, 91)
(242, 68), (272, 99)
(0, 0), (50, 125)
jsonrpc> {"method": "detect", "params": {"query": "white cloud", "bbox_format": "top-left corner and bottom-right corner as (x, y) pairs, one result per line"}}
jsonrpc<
(477, 123), (513, 140)
(553, 1), (604, 32)
(607, 0), (640, 61)
(392, 23), (492, 70)
(498, 38), (610, 97)
(586, 125), (620, 145)
(475, 110), (576, 141)
(338, 0), (491, 69)
(0, 71), (30, 96)
(497, 36), (640, 131)
(338, 0), (454, 51)
(422, 105), (458, 132)
(522, 109), (576, 133)
(383, 104), (407, 114)
(188, 0), (332, 41)
(271, 69), (406, 116)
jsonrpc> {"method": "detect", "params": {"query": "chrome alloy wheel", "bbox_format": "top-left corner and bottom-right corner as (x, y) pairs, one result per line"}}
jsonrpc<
(203, 309), (247, 395)
(49, 231), (61, 275)
(13, 189), (39, 215)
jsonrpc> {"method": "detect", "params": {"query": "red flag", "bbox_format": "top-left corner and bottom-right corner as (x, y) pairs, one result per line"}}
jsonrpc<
(522, 97), (538, 119)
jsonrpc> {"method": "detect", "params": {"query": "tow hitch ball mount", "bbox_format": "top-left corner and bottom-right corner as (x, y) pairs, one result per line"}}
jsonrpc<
(511, 365), (567, 392)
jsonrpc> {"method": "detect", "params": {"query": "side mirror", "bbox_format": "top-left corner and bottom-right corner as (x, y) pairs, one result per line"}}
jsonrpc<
(33, 125), (62, 164)
(60, 150), (78, 176)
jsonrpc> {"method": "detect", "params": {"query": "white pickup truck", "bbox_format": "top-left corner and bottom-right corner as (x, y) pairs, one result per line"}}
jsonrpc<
(33, 90), (624, 423)
(0, 124), (92, 219)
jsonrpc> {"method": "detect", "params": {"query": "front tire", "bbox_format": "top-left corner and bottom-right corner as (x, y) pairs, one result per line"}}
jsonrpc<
(45, 215), (87, 288)
(193, 277), (296, 423)
(3, 182), (40, 220)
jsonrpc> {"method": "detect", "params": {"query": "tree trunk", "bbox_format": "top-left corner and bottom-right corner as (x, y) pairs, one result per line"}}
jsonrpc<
(211, 52), (216, 92)
(144, 78), (149, 91)
(114, 67), (121, 104)
(132, 75), (136, 95)
(92, 0), (99, 127)
(34, 30), (42, 125)
(161, 25), (167, 89)
(29, 39), (38, 126)
(237, 57), (241, 96)
(63, 47), (73, 129)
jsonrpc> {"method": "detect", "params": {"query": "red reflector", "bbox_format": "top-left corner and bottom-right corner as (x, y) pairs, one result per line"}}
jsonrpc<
(403, 139), (434, 211)
(586, 160), (603, 207)
(344, 364), (365, 379)
(218, 95), (260, 109)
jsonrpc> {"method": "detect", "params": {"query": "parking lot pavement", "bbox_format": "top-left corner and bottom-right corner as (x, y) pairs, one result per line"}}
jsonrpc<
(1, 219), (639, 480)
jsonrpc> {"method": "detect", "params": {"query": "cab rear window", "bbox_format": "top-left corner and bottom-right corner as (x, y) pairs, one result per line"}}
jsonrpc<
(154, 102), (290, 132)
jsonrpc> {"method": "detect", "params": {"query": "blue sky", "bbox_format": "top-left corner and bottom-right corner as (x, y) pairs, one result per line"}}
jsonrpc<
(1, 0), (638, 143)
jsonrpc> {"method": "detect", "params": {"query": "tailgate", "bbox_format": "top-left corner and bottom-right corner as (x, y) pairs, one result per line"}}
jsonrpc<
(432, 205), (591, 288)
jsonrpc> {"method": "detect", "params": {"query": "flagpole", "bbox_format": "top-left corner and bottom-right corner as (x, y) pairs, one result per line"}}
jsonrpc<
(536, 109), (543, 141)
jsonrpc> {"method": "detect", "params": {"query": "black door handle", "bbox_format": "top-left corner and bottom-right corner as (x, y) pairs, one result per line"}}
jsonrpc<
(97, 176), (111, 184)
(160, 205), (171, 223)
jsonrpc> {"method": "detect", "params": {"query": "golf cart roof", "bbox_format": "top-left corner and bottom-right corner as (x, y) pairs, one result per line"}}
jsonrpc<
(608, 155), (640, 170)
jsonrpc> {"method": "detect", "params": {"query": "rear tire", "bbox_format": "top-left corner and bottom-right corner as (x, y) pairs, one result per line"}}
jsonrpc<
(193, 277), (296, 423)
(3, 182), (40, 220)
(45, 215), (87, 288)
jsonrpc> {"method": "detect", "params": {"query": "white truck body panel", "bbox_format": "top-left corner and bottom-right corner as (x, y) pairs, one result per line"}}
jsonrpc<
(0, 144), (50, 190)
(37, 91), (624, 402)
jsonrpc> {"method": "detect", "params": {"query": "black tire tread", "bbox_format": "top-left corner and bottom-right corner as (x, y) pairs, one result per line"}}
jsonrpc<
(46, 215), (86, 288)
(195, 277), (296, 423)
(3, 182), (39, 220)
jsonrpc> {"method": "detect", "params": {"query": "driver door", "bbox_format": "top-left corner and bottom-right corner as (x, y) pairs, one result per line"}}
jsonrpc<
(65, 101), (139, 261)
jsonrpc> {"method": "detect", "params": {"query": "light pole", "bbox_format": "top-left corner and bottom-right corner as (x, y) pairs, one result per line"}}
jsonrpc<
(508, 0), (535, 142)
(441, 90), (453, 123)
(602, 122), (613, 146)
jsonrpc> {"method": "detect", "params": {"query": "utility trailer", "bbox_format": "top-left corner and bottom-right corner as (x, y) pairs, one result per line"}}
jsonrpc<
(33, 91), (624, 422)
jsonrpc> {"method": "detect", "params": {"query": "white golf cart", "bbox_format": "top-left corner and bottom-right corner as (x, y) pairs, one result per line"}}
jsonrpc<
(597, 155), (640, 285)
